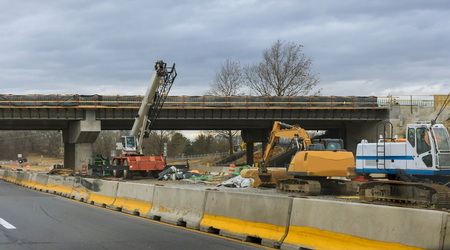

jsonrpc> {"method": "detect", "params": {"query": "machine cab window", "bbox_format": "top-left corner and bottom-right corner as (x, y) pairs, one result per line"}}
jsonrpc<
(432, 127), (450, 151)
(407, 128), (415, 147)
(416, 127), (431, 155)
(122, 136), (137, 152)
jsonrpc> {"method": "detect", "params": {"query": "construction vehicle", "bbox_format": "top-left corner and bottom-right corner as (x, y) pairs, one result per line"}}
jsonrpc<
(356, 121), (450, 208)
(258, 121), (356, 195)
(90, 60), (177, 178)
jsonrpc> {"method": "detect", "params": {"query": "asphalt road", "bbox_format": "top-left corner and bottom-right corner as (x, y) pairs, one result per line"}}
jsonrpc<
(0, 181), (266, 250)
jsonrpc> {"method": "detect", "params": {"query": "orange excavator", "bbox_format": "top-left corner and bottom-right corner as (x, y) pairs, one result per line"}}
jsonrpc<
(257, 121), (356, 195)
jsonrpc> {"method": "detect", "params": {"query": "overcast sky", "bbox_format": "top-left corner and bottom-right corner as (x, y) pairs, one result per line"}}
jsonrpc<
(1, 0), (449, 98)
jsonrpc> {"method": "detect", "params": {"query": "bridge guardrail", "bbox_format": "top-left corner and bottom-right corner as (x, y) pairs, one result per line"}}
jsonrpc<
(0, 94), (445, 109)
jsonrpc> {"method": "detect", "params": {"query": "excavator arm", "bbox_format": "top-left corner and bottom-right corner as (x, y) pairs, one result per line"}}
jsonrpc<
(259, 121), (311, 185)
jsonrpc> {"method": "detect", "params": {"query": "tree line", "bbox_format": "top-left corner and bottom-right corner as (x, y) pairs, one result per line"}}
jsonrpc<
(0, 130), (231, 161)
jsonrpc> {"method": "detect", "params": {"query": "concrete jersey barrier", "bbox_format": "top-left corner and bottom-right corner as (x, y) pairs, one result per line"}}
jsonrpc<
(147, 186), (206, 229)
(5, 171), (17, 183)
(282, 198), (443, 250)
(34, 173), (50, 191)
(16, 172), (32, 187)
(112, 182), (154, 216)
(0, 170), (447, 249)
(200, 191), (292, 248)
(46, 175), (74, 197)
(84, 179), (118, 207)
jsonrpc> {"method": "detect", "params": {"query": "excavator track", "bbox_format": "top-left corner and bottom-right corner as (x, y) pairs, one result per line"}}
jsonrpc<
(277, 178), (358, 196)
(276, 179), (321, 195)
(359, 181), (450, 209)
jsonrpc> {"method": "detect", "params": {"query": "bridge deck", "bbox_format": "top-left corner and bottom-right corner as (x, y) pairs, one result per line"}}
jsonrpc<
(0, 95), (386, 110)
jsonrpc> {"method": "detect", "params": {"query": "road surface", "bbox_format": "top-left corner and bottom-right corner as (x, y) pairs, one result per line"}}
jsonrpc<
(0, 181), (266, 250)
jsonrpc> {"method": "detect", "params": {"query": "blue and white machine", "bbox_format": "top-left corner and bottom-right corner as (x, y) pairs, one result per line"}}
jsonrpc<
(356, 123), (450, 178)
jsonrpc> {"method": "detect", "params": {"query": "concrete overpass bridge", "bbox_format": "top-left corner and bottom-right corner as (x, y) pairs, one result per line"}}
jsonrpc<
(1, 94), (448, 169)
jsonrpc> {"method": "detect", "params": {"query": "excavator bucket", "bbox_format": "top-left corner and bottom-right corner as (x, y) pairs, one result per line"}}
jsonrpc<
(258, 172), (275, 188)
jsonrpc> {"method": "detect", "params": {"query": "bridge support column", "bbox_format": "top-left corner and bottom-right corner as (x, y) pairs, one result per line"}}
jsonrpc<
(245, 143), (254, 166)
(241, 128), (270, 166)
(63, 110), (101, 170)
(345, 121), (379, 155)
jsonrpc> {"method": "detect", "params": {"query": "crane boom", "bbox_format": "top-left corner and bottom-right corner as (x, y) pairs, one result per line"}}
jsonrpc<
(89, 60), (178, 180)
(122, 60), (177, 154)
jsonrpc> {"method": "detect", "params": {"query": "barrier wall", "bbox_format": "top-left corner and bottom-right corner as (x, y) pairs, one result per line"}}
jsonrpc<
(18, 172), (33, 188)
(46, 175), (74, 197)
(112, 182), (154, 216)
(3, 170), (450, 250)
(5, 171), (17, 183)
(84, 179), (118, 207)
(282, 199), (440, 250)
(35, 173), (49, 191)
(200, 191), (292, 248)
(147, 186), (206, 229)
(30, 172), (39, 187)
(15, 172), (26, 185)
(71, 177), (90, 202)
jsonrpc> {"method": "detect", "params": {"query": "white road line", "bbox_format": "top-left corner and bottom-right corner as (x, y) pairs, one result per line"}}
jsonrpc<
(0, 218), (16, 229)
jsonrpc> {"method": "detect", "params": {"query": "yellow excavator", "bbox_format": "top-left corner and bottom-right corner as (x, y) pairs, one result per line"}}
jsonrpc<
(257, 121), (356, 195)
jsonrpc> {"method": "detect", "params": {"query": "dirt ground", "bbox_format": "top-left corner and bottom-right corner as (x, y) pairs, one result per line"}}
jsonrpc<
(0, 154), (63, 172)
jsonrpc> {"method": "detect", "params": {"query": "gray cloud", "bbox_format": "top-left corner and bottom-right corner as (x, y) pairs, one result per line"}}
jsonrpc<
(0, 0), (449, 97)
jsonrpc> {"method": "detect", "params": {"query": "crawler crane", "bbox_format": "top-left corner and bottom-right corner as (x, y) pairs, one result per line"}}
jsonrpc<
(357, 121), (450, 208)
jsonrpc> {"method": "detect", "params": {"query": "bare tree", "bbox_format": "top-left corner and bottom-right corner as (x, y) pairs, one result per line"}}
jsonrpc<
(215, 130), (240, 155)
(245, 39), (320, 96)
(142, 130), (174, 156)
(205, 58), (244, 155)
(206, 58), (244, 96)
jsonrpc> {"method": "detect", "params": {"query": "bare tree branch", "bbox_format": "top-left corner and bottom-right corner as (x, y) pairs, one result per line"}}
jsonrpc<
(245, 39), (320, 96)
(206, 58), (244, 96)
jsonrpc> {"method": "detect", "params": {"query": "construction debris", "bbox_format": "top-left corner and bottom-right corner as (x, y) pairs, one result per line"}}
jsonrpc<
(47, 168), (74, 176)
(217, 175), (254, 188)
(158, 166), (214, 181)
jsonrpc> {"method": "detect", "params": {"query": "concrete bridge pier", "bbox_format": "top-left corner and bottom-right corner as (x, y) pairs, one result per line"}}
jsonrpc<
(241, 128), (270, 166)
(63, 110), (101, 170)
(345, 121), (379, 154)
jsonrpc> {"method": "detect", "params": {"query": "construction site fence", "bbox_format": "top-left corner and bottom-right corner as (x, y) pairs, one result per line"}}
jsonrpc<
(0, 94), (446, 109)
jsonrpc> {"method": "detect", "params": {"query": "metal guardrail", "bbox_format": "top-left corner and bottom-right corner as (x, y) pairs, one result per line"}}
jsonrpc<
(0, 94), (445, 109)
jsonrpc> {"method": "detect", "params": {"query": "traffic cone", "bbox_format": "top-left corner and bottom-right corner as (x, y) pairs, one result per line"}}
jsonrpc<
(81, 165), (88, 176)
(228, 164), (236, 176)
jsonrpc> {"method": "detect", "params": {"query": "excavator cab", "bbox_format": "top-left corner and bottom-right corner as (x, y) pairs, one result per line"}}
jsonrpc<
(310, 139), (344, 151)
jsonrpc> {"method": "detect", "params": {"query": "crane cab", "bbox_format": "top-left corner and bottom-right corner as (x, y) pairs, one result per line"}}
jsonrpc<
(121, 136), (137, 154)
(356, 123), (450, 176)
